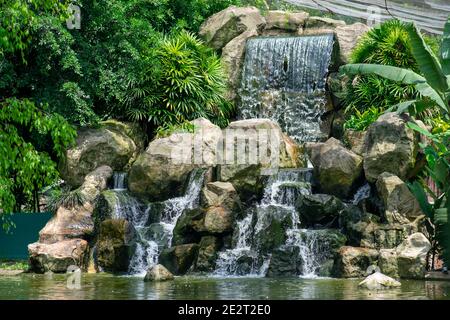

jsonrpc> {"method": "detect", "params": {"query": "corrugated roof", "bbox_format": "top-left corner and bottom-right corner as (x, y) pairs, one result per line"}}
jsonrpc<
(285, 0), (450, 34)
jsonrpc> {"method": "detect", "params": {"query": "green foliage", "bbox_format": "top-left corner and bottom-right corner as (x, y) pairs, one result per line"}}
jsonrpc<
(120, 31), (233, 129)
(0, 98), (76, 229)
(46, 186), (87, 212)
(408, 123), (450, 268)
(341, 17), (450, 117)
(342, 20), (434, 118)
(343, 107), (382, 131)
(0, 260), (29, 271)
(1, 0), (237, 129)
(0, 0), (69, 54)
(155, 121), (197, 139)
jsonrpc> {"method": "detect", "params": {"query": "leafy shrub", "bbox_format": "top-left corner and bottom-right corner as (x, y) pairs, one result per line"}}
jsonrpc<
(155, 121), (197, 139)
(342, 20), (440, 122)
(46, 186), (87, 212)
(120, 31), (233, 131)
(343, 107), (382, 131)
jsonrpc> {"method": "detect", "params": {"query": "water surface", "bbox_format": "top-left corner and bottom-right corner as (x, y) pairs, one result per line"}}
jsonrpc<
(1, 274), (450, 300)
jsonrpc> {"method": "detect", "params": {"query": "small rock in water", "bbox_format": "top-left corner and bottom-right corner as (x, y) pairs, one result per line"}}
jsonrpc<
(144, 264), (174, 282)
(358, 272), (401, 290)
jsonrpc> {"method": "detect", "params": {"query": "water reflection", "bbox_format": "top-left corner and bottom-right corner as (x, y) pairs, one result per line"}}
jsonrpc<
(1, 274), (450, 300)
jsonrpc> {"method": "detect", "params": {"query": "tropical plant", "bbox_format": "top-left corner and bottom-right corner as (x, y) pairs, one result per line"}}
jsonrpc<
(120, 31), (233, 131)
(342, 20), (440, 118)
(341, 17), (450, 117)
(343, 107), (382, 132)
(408, 123), (450, 268)
(45, 186), (87, 213)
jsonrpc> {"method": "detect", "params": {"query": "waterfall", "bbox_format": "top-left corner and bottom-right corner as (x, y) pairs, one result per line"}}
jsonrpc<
(215, 168), (333, 278)
(113, 172), (127, 191)
(127, 168), (207, 275)
(238, 35), (334, 143)
(106, 169), (206, 275)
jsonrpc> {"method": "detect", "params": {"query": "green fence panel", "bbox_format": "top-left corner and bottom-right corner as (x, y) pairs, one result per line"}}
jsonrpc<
(0, 213), (53, 260)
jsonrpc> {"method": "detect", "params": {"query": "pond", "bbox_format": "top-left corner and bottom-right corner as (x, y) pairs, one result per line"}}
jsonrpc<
(1, 274), (450, 300)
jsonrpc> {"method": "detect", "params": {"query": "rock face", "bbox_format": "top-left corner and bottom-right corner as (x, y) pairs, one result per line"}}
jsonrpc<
(144, 264), (174, 282)
(266, 245), (301, 277)
(96, 219), (135, 272)
(38, 166), (113, 243)
(296, 194), (344, 226)
(201, 182), (241, 212)
(358, 272), (401, 290)
(221, 29), (259, 100)
(333, 246), (379, 278)
(203, 206), (234, 234)
(218, 119), (303, 201)
(195, 236), (221, 272)
(29, 166), (112, 272)
(334, 23), (371, 64)
(28, 239), (89, 273)
(60, 120), (143, 187)
(128, 118), (222, 201)
(396, 233), (431, 279)
(344, 129), (367, 156)
(265, 10), (309, 31)
(199, 6), (265, 50)
(307, 138), (363, 199)
(379, 249), (399, 278)
(159, 244), (199, 275)
(363, 113), (418, 183)
(376, 172), (422, 224)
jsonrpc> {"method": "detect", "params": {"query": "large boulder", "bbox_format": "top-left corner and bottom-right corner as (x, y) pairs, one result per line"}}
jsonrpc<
(28, 239), (89, 273)
(172, 208), (205, 245)
(376, 172), (423, 224)
(38, 166), (113, 243)
(218, 119), (304, 201)
(265, 10), (309, 31)
(296, 194), (344, 226)
(159, 244), (199, 275)
(307, 138), (363, 199)
(221, 29), (259, 100)
(144, 264), (174, 282)
(378, 233), (431, 279)
(128, 118), (222, 201)
(334, 23), (371, 64)
(396, 233), (431, 279)
(60, 120), (144, 187)
(363, 113), (418, 183)
(199, 6), (265, 50)
(358, 272), (401, 290)
(96, 219), (135, 272)
(194, 236), (221, 272)
(253, 205), (294, 253)
(344, 129), (367, 156)
(379, 249), (400, 278)
(333, 246), (379, 278)
(201, 181), (241, 212)
(202, 206), (234, 234)
(266, 245), (301, 277)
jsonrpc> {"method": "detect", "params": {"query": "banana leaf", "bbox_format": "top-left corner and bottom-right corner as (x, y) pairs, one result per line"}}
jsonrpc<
(341, 64), (448, 112)
(406, 23), (449, 94)
(441, 16), (450, 76)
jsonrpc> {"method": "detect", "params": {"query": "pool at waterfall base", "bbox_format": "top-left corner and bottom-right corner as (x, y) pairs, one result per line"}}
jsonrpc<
(1, 274), (450, 300)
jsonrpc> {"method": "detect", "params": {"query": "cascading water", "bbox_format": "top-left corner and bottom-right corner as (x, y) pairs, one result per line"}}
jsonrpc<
(214, 168), (334, 278)
(238, 35), (335, 143)
(107, 169), (206, 275)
